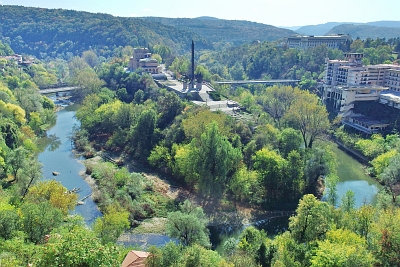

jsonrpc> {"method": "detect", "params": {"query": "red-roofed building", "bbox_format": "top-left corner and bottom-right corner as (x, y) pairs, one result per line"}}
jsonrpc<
(121, 250), (150, 267)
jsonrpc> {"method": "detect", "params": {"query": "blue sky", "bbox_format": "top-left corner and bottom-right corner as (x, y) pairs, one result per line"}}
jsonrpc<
(1, 0), (399, 27)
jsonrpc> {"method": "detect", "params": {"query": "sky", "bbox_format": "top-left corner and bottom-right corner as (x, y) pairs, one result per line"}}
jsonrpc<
(1, 0), (400, 27)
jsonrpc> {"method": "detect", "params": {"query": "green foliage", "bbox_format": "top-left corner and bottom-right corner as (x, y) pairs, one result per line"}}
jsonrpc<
(20, 201), (63, 244)
(310, 228), (375, 267)
(128, 108), (157, 160)
(289, 194), (331, 243)
(179, 121), (242, 195)
(0, 6), (211, 59)
(166, 200), (210, 247)
(37, 225), (123, 267)
(93, 204), (130, 244)
(379, 154), (400, 204)
(279, 127), (303, 158)
(284, 89), (330, 149)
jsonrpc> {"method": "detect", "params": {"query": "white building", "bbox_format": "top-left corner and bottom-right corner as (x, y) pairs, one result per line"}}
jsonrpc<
(287, 34), (351, 50)
(323, 53), (400, 133)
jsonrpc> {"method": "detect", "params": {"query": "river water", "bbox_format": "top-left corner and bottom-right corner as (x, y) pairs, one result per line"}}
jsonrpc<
(37, 103), (102, 225)
(329, 143), (381, 207)
(38, 99), (382, 250)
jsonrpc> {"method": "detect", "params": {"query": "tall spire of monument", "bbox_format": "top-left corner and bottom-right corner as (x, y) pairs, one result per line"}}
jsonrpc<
(191, 40), (195, 89)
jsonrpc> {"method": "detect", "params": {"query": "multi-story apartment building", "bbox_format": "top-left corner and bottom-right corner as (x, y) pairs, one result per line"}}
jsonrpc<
(287, 34), (351, 50)
(129, 48), (161, 74)
(323, 53), (400, 133)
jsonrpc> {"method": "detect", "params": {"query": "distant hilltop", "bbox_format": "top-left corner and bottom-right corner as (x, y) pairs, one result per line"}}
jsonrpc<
(295, 21), (400, 39)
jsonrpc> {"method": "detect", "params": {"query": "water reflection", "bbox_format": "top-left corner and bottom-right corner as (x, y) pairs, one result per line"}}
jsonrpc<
(38, 104), (102, 225)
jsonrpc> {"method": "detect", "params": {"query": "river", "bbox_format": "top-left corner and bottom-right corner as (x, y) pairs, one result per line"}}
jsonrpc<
(37, 103), (102, 225)
(329, 143), (381, 207)
(38, 98), (381, 250)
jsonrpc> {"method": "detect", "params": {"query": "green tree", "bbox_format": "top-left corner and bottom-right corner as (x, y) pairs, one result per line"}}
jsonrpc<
(128, 109), (157, 160)
(0, 209), (20, 240)
(257, 85), (297, 129)
(190, 121), (242, 195)
(289, 194), (331, 243)
(37, 225), (122, 267)
(253, 147), (287, 202)
(310, 229), (375, 267)
(379, 154), (400, 203)
(20, 201), (63, 244)
(93, 204), (129, 244)
(279, 127), (303, 158)
(284, 91), (330, 148)
(82, 50), (99, 68)
(6, 146), (28, 182)
(166, 200), (210, 247)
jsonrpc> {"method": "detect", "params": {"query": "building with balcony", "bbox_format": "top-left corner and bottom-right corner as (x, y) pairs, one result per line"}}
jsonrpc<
(323, 53), (400, 133)
(287, 34), (351, 50)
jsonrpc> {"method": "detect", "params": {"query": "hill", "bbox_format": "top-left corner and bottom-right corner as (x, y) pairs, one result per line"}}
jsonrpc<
(139, 17), (296, 46)
(366, 21), (400, 28)
(0, 5), (212, 59)
(327, 24), (400, 40)
(295, 21), (400, 37)
(296, 22), (349, 36)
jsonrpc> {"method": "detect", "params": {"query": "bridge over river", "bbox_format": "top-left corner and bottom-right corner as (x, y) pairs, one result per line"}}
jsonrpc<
(39, 86), (80, 94)
(215, 79), (300, 86)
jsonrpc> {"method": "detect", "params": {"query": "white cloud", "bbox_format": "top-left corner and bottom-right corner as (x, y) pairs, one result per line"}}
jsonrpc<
(142, 8), (153, 13)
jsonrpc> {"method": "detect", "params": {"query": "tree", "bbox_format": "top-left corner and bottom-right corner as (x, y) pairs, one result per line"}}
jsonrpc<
(379, 154), (400, 203)
(0, 209), (20, 240)
(284, 90), (330, 148)
(190, 121), (242, 195)
(279, 127), (303, 158)
(325, 174), (339, 207)
(20, 201), (63, 244)
(37, 225), (122, 267)
(25, 180), (78, 215)
(157, 91), (184, 129)
(93, 204), (129, 244)
(166, 200), (210, 247)
(128, 109), (157, 160)
(289, 194), (331, 243)
(257, 85), (297, 128)
(310, 229), (375, 267)
(82, 50), (99, 68)
(253, 147), (287, 202)
(6, 146), (28, 182)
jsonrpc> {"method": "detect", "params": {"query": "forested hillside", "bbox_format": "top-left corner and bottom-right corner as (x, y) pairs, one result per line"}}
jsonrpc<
(328, 24), (400, 40)
(0, 5), (211, 59)
(0, 6), (297, 60)
(296, 22), (345, 36)
(140, 17), (295, 47)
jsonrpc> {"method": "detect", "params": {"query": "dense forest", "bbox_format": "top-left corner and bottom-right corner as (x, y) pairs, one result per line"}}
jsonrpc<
(328, 24), (400, 40)
(140, 17), (295, 48)
(0, 5), (295, 60)
(1, 5), (400, 264)
(0, 5), (211, 59)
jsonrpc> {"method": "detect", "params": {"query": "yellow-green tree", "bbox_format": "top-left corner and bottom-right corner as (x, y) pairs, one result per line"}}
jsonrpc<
(93, 204), (129, 244)
(310, 229), (375, 267)
(26, 180), (78, 215)
(284, 90), (330, 148)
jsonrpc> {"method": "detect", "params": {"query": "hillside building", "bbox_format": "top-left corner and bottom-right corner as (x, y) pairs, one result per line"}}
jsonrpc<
(129, 48), (161, 74)
(287, 34), (351, 50)
(323, 53), (400, 133)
